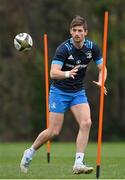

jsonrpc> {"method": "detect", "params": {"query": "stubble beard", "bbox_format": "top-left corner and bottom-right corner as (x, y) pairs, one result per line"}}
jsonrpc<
(73, 37), (83, 49)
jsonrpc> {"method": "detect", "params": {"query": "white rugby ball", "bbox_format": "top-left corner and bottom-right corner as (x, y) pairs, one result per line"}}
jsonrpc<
(14, 33), (33, 51)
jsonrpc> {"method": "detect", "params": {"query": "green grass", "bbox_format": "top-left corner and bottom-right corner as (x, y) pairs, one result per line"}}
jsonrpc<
(0, 142), (125, 179)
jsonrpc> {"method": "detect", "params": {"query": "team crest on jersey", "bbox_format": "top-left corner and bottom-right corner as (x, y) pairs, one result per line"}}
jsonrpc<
(85, 51), (92, 59)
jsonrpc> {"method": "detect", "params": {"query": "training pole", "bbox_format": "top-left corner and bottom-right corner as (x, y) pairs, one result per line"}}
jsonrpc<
(44, 34), (50, 163)
(96, 11), (108, 179)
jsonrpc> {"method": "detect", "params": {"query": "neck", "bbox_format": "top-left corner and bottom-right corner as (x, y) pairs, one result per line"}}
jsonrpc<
(72, 39), (84, 49)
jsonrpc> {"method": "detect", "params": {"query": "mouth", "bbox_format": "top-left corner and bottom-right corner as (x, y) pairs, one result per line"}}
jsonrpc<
(75, 36), (80, 39)
(74, 36), (80, 40)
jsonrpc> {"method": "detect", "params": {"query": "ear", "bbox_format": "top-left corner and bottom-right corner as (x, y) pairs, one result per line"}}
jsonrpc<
(84, 30), (88, 36)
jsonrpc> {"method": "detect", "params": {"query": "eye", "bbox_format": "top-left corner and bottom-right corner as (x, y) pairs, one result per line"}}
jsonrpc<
(73, 29), (76, 32)
(78, 29), (83, 33)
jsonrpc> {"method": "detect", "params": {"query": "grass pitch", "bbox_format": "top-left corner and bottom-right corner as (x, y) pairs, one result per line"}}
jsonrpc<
(0, 142), (125, 179)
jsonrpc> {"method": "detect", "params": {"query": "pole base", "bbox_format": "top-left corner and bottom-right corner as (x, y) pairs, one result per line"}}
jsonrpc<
(96, 165), (100, 179)
(47, 152), (50, 163)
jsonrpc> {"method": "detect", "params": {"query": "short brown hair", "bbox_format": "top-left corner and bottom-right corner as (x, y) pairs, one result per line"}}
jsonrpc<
(70, 15), (88, 31)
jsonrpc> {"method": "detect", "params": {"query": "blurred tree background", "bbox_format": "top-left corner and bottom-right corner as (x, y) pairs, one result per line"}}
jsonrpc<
(0, 0), (125, 142)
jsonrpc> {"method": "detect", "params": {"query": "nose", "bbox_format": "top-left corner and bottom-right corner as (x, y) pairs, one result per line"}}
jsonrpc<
(75, 31), (79, 35)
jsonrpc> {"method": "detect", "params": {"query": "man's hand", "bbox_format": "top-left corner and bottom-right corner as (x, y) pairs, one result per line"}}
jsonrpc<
(69, 65), (80, 79)
(93, 81), (107, 95)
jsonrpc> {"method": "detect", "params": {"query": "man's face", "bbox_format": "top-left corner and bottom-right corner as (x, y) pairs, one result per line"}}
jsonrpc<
(70, 26), (88, 43)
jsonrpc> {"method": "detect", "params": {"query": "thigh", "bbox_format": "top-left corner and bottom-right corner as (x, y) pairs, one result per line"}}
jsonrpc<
(70, 103), (91, 124)
(49, 86), (72, 113)
(49, 112), (64, 132)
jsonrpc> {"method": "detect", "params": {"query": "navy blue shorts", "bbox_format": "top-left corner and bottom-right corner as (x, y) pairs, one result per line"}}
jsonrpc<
(49, 86), (88, 113)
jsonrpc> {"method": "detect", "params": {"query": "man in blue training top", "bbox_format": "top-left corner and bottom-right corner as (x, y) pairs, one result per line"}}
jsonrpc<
(20, 15), (107, 174)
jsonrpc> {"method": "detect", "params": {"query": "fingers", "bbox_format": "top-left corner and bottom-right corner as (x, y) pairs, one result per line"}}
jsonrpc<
(69, 67), (79, 78)
(93, 81), (99, 86)
(104, 86), (107, 95)
(93, 81), (107, 95)
(74, 65), (80, 70)
(71, 75), (75, 79)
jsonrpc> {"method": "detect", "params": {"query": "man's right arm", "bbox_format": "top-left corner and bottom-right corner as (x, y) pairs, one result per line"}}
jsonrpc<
(50, 64), (79, 79)
(51, 42), (79, 79)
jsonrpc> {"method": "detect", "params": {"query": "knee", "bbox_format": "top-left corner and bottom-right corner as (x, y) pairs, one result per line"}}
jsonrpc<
(48, 128), (60, 137)
(80, 118), (92, 129)
(52, 129), (60, 137)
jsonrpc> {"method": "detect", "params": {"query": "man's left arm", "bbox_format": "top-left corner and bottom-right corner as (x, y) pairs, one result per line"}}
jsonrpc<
(93, 63), (107, 95)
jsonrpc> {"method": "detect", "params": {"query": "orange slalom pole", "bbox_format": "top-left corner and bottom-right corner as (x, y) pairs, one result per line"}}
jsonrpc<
(96, 11), (108, 179)
(44, 34), (50, 163)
